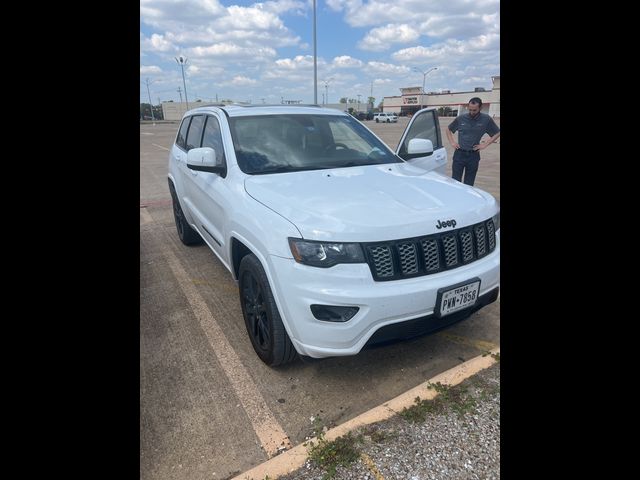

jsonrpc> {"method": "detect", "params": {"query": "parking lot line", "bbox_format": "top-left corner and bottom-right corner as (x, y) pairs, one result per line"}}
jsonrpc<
(140, 207), (153, 225)
(153, 218), (291, 458)
(152, 143), (170, 151)
(233, 348), (500, 480)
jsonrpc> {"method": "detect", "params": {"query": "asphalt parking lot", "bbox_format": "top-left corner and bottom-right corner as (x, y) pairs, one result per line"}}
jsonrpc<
(140, 114), (500, 480)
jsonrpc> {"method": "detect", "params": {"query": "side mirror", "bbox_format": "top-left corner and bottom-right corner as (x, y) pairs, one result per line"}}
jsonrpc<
(186, 147), (224, 174)
(407, 138), (434, 156)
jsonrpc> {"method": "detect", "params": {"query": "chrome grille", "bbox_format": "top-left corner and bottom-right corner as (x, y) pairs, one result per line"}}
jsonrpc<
(365, 219), (497, 281)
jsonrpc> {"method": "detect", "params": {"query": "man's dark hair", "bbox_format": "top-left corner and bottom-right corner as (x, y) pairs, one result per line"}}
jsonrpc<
(469, 97), (483, 107)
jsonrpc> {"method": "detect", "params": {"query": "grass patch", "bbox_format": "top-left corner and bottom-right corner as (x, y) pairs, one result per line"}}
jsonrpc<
(306, 416), (363, 480)
(400, 381), (478, 422)
(361, 424), (395, 444)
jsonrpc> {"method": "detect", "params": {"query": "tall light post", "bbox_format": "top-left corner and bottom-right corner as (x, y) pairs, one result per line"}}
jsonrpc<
(412, 66), (438, 111)
(175, 55), (189, 110)
(142, 78), (155, 121)
(323, 77), (333, 105)
(313, 0), (317, 104)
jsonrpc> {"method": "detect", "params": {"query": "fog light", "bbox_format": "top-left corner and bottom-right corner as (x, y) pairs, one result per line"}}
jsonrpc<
(310, 305), (359, 322)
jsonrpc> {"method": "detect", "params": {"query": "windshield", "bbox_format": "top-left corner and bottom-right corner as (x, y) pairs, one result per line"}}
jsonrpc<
(228, 114), (402, 175)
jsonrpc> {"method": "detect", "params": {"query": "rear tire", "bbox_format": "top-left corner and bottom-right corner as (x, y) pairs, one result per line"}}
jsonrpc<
(239, 254), (297, 366)
(168, 180), (202, 245)
(375, 119), (379, 123)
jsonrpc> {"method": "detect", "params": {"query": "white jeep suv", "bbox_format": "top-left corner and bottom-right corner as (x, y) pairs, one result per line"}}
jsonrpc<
(168, 105), (499, 366)
(374, 112), (398, 123)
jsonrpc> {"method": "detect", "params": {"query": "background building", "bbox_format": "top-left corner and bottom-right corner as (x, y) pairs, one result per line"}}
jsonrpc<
(382, 76), (500, 117)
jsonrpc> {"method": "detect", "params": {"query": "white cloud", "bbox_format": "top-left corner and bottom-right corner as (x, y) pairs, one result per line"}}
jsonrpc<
(139, 0), (499, 105)
(253, 0), (306, 15)
(366, 61), (410, 76)
(189, 43), (277, 60)
(359, 24), (420, 51)
(275, 55), (317, 70)
(140, 65), (163, 75)
(228, 75), (258, 86)
(392, 33), (500, 62)
(327, 0), (499, 29)
(332, 55), (363, 68)
(140, 33), (177, 53)
(140, 0), (226, 29)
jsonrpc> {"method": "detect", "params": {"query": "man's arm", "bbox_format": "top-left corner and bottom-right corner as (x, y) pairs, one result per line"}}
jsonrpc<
(473, 131), (500, 151)
(446, 128), (460, 150)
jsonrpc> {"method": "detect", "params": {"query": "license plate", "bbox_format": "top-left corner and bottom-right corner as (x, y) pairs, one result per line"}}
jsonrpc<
(435, 279), (481, 317)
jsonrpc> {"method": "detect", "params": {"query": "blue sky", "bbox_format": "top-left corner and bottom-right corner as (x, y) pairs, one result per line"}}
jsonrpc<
(140, 0), (499, 105)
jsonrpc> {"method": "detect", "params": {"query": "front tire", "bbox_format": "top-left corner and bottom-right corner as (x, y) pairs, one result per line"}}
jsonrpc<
(168, 181), (202, 245)
(239, 254), (297, 366)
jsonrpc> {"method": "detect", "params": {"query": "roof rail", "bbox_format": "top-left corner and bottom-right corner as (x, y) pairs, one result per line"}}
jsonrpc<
(237, 104), (323, 108)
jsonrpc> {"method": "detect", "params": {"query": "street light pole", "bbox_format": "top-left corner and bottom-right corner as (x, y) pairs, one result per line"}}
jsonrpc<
(412, 66), (438, 111)
(142, 78), (155, 121)
(175, 56), (189, 109)
(323, 77), (333, 105)
(313, 0), (317, 104)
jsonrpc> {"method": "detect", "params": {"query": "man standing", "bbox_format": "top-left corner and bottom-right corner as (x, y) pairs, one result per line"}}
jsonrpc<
(446, 97), (500, 186)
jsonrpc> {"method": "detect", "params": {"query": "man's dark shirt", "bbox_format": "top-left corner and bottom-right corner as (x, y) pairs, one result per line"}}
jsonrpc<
(448, 112), (500, 150)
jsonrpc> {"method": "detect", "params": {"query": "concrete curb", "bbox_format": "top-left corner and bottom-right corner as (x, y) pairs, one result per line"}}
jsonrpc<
(232, 347), (500, 480)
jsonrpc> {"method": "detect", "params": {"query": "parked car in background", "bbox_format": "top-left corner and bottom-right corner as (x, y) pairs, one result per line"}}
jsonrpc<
(374, 112), (398, 123)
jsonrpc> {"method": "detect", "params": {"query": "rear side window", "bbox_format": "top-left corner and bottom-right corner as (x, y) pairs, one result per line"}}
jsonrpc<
(202, 116), (226, 164)
(176, 117), (191, 150)
(186, 115), (205, 150)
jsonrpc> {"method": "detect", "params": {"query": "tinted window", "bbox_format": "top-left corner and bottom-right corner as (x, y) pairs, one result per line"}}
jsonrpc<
(202, 116), (226, 164)
(398, 110), (441, 155)
(186, 115), (205, 150)
(176, 117), (191, 149)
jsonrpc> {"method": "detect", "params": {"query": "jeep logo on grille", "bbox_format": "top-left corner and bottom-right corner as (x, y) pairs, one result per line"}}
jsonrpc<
(436, 219), (457, 229)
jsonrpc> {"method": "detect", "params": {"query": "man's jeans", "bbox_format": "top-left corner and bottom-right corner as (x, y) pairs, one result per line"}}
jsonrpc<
(452, 149), (481, 186)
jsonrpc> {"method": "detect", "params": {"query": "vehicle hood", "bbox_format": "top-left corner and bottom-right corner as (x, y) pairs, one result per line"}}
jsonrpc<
(244, 163), (498, 242)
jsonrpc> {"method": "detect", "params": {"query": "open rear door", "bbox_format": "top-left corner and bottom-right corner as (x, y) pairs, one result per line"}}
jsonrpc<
(395, 108), (447, 173)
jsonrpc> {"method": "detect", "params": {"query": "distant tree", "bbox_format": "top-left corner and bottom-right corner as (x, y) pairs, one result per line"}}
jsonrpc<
(140, 103), (164, 120)
(152, 105), (164, 120)
(367, 96), (375, 105)
(140, 103), (151, 119)
(339, 97), (347, 103)
(377, 100), (384, 109)
(347, 107), (354, 114)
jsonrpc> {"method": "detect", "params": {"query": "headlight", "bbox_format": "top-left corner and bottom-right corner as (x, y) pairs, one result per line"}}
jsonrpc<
(492, 211), (500, 231)
(288, 238), (365, 268)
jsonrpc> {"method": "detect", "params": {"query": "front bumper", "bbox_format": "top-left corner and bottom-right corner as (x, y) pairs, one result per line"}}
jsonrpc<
(267, 237), (500, 358)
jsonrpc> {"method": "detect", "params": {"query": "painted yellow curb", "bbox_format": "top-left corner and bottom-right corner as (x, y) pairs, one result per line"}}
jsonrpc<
(233, 347), (500, 480)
